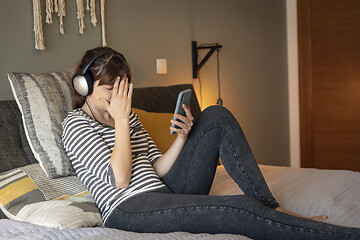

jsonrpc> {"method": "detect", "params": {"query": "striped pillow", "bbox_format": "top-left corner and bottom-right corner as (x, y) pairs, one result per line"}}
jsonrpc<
(0, 164), (102, 229)
(8, 71), (74, 178)
(0, 167), (45, 219)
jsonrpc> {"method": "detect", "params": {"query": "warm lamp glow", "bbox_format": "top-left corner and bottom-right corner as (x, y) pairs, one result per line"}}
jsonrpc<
(192, 78), (218, 111)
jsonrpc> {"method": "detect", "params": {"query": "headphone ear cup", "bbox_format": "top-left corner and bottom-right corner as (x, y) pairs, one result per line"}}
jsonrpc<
(83, 72), (94, 96)
(72, 72), (93, 97)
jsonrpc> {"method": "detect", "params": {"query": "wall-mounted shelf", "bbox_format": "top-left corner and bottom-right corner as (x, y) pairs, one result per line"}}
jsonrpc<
(192, 41), (222, 78)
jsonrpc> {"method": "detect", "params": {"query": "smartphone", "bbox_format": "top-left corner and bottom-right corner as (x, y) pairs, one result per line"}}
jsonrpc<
(170, 89), (192, 134)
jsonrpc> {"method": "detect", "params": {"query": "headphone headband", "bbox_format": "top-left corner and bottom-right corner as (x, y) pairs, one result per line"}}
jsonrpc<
(72, 48), (120, 97)
(78, 48), (119, 75)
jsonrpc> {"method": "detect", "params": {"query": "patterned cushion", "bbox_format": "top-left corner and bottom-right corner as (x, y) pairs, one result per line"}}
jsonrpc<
(0, 164), (102, 229)
(8, 71), (74, 178)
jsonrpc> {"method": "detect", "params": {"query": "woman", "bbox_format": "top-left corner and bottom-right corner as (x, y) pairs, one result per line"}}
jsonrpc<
(62, 47), (360, 239)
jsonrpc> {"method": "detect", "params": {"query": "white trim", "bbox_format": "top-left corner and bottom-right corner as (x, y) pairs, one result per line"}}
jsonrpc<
(286, 0), (301, 168)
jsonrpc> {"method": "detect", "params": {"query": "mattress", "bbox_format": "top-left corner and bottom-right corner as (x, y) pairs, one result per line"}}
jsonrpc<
(1, 164), (359, 239)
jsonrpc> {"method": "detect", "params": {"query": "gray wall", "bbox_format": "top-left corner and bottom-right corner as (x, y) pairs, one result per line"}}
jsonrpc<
(0, 0), (289, 166)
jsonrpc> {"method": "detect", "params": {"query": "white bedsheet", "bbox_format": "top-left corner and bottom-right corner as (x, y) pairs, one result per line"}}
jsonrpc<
(210, 165), (360, 228)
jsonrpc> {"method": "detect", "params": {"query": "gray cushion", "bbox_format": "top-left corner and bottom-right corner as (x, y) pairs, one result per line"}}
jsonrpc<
(9, 101), (39, 164)
(0, 101), (37, 173)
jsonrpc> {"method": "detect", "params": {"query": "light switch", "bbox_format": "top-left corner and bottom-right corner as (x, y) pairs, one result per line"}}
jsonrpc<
(156, 58), (167, 74)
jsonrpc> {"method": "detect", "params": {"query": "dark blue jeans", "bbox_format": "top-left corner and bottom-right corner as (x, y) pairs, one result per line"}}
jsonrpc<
(105, 106), (360, 239)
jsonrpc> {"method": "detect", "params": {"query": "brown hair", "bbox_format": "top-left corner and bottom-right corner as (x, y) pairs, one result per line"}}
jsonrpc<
(71, 46), (132, 109)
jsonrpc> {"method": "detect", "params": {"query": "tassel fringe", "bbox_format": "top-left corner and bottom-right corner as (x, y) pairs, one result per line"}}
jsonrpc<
(76, 0), (85, 34)
(45, 0), (53, 24)
(33, 0), (107, 50)
(57, 0), (66, 34)
(33, 0), (45, 50)
(101, 0), (106, 46)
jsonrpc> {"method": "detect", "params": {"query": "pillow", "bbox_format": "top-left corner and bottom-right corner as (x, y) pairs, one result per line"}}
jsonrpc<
(8, 71), (74, 178)
(0, 164), (102, 229)
(0, 101), (37, 174)
(132, 108), (177, 153)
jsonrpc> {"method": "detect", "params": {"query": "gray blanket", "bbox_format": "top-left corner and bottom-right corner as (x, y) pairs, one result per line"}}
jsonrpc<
(0, 219), (250, 240)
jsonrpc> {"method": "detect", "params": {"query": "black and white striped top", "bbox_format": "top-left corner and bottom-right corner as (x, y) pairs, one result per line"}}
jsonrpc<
(61, 109), (166, 223)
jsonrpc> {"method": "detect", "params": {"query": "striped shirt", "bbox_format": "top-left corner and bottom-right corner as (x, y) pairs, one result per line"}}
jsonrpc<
(61, 109), (166, 223)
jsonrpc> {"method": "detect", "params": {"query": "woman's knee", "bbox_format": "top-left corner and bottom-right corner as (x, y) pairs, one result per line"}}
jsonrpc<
(202, 105), (230, 116)
(201, 105), (234, 123)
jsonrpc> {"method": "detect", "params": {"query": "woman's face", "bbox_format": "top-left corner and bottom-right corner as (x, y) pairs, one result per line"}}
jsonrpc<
(87, 80), (114, 112)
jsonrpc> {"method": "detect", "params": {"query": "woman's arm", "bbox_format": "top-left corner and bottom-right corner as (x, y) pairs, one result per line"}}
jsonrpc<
(110, 118), (132, 188)
(102, 77), (133, 188)
(153, 104), (194, 178)
(153, 135), (186, 178)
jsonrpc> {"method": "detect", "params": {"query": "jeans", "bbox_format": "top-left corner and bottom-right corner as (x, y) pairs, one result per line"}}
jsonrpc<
(105, 106), (360, 239)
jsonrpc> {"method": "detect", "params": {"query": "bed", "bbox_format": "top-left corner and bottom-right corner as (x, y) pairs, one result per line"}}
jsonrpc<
(0, 70), (359, 239)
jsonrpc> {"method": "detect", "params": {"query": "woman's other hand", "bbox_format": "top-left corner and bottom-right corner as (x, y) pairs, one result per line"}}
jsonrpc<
(102, 76), (133, 122)
(154, 104), (194, 177)
(170, 104), (194, 140)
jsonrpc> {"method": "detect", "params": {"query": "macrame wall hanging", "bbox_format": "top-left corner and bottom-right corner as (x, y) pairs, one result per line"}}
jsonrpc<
(33, 0), (107, 50)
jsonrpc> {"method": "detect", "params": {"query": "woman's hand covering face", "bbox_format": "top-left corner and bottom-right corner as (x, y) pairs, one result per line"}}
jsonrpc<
(101, 76), (133, 121)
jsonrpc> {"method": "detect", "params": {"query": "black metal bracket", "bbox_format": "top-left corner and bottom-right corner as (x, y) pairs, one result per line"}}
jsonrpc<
(192, 41), (222, 78)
